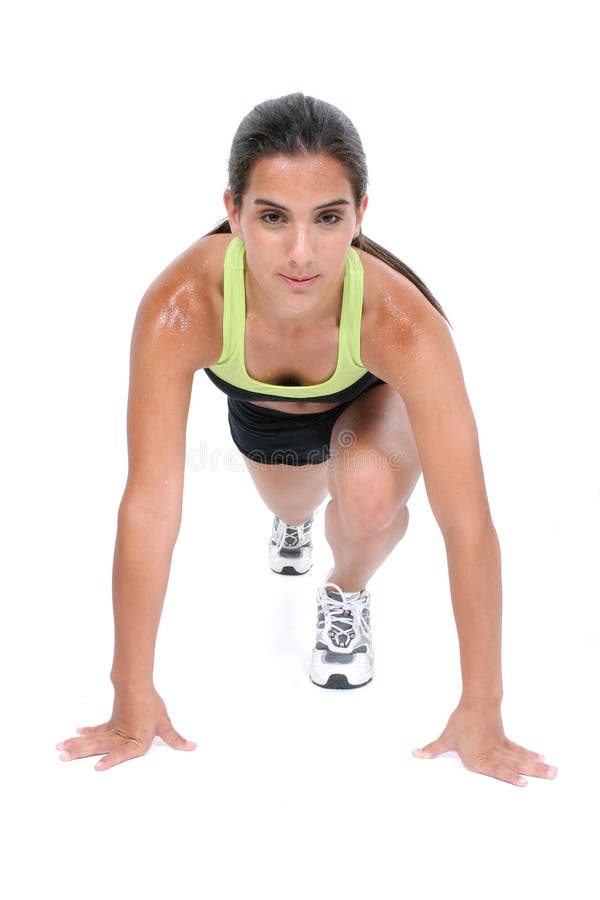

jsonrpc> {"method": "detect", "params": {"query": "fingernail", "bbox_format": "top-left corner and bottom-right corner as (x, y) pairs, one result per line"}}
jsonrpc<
(517, 776), (527, 786)
(59, 751), (70, 761)
(76, 728), (85, 734)
(56, 743), (65, 750)
(547, 766), (557, 777)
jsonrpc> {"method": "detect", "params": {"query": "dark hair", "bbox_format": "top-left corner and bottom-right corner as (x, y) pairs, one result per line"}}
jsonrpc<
(207, 92), (449, 324)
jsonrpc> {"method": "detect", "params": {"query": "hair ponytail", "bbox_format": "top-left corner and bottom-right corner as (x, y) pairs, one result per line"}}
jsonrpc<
(352, 233), (450, 325)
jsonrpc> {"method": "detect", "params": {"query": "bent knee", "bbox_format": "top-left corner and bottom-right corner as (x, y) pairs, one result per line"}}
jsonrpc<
(332, 467), (408, 535)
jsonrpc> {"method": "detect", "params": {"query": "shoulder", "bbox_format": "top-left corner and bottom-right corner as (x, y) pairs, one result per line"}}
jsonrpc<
(131, 232), (234, 373)
(356, 247), (452, 383)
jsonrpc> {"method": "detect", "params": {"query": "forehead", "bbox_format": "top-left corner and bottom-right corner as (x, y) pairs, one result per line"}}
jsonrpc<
(244, 154), (353, 203)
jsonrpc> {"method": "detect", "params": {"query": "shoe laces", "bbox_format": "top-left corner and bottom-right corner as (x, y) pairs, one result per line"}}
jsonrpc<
(271, 515), (312, 552)
(318, 581), (372, 647)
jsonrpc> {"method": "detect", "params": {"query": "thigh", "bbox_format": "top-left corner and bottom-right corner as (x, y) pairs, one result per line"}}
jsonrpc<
(326, 383), (422, 504)
(244, 456), (329, 520)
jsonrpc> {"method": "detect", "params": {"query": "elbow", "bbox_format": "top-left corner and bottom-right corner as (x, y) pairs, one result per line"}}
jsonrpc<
(441, 508), (499, 553)
(118, 492), (183, 537)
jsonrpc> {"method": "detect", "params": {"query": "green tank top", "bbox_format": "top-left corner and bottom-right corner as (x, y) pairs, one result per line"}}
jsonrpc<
(204, 237), (381, 403)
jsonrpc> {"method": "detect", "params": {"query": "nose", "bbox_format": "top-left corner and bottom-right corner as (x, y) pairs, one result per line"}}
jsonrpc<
(287, 224), (314, 269)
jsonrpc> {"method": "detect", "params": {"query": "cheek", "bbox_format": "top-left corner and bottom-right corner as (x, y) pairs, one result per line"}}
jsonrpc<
(243, 245), (272, 280)
(243, 231), (281, 265)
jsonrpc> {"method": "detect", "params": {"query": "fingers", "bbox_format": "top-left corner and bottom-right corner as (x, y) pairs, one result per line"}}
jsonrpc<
(470, 756), (556, 786)
(503, 738), (546, 761)
(411, 736), (451, 759)
(156, 722), (197, 751)
(74, 722), (112, 736)
(472, 759), (529, 787)
(500, 746), (558, 781)
(56, 732), (149, 770)
(411, 741), (529, 786)
(56, 721), (112, 748)
(56, 732), (124, 763)
(93, 741), (147, 771)
(94, 729), (198, 769)
(57, 722), (197, 770)
(411, 733), (558, 786)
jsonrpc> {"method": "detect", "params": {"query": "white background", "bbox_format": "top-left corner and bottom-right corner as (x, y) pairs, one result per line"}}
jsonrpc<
(2, 0), (599, 897)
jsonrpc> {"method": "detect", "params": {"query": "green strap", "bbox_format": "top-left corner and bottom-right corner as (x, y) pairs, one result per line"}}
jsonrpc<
(211, 236), (367, 398)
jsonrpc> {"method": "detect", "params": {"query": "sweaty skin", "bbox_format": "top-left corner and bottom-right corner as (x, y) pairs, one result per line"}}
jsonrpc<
(56, 153), (557, 786)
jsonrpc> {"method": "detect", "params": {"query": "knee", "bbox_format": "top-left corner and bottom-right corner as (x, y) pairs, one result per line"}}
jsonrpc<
(331, 466), (407, 536)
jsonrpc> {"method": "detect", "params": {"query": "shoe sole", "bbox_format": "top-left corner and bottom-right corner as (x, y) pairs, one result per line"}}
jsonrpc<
(310, 647), (373, 689)
(270, 564), (312, 576)
(309, 674), (373, 690)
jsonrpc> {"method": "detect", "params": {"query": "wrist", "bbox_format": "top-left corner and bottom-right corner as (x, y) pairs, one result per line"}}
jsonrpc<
(110, 671), (155, 693)
(459, 689), (503, 711)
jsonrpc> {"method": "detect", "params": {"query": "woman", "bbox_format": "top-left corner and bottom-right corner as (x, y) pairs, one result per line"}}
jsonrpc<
(56, 93), (557, 786)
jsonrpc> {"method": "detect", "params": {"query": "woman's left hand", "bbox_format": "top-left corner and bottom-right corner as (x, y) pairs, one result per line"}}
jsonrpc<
(412, 701), (558, 786)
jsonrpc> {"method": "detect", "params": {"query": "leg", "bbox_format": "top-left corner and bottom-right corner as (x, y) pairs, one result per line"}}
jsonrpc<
(309, 384), (421, 688)
(324, 383), (422, 592)
(245, 458), (329, 575)
(243, 457), (328, 526)
(230, 398), (346, 576)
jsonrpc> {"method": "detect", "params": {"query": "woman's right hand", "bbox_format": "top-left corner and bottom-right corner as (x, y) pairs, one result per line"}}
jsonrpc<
(56, 686), (197, 771)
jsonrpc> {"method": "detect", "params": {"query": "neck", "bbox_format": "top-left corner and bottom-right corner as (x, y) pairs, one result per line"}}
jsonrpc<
(244, 270), (345, 336)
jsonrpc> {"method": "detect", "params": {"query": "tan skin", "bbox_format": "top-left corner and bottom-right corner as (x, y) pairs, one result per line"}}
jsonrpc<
(57, 154), (557, 786)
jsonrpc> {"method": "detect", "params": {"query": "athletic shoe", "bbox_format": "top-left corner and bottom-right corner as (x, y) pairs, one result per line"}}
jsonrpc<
(269, 514), (314, 576)
(309, 581), (374, 689)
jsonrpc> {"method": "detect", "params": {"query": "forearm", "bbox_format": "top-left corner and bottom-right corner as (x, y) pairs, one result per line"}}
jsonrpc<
(444, 519), (503, 705)
(110, 504), (180, 689)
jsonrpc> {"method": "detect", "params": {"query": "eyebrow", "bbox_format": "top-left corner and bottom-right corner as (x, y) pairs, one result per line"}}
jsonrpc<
(254, 198), (351, 211)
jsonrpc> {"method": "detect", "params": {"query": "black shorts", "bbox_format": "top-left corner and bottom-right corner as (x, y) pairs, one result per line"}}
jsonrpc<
(227, 397), (356, 466)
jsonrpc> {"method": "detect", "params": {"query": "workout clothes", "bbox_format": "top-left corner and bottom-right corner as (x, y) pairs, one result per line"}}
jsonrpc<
(227, 396), (359, 466)
(204, 237), (383, 404)
(203, 236), (385, 465)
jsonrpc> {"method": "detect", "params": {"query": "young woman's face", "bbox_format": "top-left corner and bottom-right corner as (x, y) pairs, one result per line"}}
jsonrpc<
(223, 153), (368, 314)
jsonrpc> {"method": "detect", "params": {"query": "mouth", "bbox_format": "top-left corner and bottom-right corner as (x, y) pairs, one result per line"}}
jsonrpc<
(280, 274), (320, 289)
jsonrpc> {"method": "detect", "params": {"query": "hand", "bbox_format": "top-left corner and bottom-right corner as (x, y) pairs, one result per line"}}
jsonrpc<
(412, 701), (557, 787)
(56, 686), (197, 771)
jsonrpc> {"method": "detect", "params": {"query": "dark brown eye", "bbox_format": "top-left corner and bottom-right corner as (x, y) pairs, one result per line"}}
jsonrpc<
(261, 212), (285, 225)
(320, 213), (342, 224)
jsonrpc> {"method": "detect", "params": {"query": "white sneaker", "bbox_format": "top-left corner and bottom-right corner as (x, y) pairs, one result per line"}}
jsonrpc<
(309, 581), (374, 689)
(269, 514), (314, 576)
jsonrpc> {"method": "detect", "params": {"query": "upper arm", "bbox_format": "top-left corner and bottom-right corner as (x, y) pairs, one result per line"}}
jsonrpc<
(120, 260), (220, 523)
(364, 280), (491, 537)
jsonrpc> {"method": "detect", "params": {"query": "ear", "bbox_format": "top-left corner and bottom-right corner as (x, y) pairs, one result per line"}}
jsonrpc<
(223, 190), (242, 236)
(354, 194), (369, 238)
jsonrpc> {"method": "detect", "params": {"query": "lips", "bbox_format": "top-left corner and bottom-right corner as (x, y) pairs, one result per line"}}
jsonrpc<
(280, 273), (319, 288)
